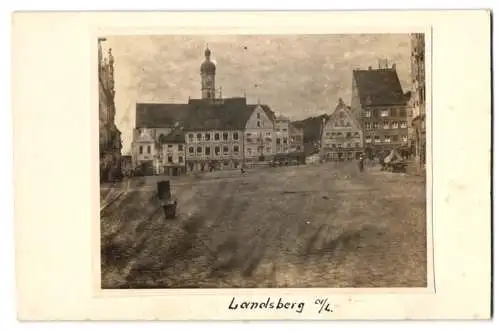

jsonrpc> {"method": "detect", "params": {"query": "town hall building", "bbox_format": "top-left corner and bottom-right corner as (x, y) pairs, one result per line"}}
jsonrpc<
(131, 47), (302, 175)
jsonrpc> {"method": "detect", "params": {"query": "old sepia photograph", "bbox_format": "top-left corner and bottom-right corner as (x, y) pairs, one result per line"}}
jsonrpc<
(99, 34), (428, 289)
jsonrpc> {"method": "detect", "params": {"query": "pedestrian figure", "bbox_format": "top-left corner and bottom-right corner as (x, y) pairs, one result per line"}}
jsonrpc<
(240, 167), (245, 175)
(358, 155), (364, 172)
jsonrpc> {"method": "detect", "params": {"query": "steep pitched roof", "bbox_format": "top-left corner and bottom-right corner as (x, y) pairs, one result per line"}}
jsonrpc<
(159, 130), (185, 144)
(136, 98), (276, 131)
(248, 104), (275, 122)
(289, 123), (303, 135)
(183, 98), (252, 130)
(353, 68), (408, 107)
(135, 103), (190, 128)
(326, 99), (362, 131)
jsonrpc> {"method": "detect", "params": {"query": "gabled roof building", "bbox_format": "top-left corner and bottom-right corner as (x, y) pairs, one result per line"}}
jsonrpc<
(131, 47), (283, 173)
(321, 98), (364, 161)
(351, 60), (411, 156)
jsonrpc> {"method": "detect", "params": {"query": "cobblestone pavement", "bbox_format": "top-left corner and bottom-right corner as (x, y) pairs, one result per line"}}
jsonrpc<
(100, 161), (427, 288)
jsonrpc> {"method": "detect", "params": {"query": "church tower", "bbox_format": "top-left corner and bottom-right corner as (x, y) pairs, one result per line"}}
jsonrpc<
(200, 47), (216, 99)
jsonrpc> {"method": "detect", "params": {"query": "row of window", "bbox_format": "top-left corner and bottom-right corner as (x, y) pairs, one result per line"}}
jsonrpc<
(139, 144), (184, 155)
(364, 121), (408, 129)
(325, 131), (360, 138)
(363, 108), (407, 118)
(164, 144), (183, 151)
(188, 132), (239, 142)
(165, 155), (184, 163)
(247, 147), (272, 155)
(138, 145), (152, 154)
(186, 145), (278, 156)
(325, 143), (361, 149)
(246, 137), (274, 144)
(365, 135), (408, 143)
(188, 145), (240, 156)
(139, 139), (299, 155)
(276, 138), (288, 144)
(331, 120), (352, 127)
(246, 132), (273, 137)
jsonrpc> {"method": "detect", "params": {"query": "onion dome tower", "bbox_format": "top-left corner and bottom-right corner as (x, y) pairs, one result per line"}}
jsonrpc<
(200, 47), (216, 99)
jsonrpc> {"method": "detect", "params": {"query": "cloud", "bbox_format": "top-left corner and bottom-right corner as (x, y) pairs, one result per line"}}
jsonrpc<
(105, 34), (411, 154)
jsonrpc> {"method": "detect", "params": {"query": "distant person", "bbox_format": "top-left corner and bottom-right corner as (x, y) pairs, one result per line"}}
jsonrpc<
(240, 167), (246, 175)
(358, 155), (364, 172)
(379, 155), (386, 171)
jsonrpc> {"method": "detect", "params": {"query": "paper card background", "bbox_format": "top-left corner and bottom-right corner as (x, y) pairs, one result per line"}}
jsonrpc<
(12, 10), (491, 320)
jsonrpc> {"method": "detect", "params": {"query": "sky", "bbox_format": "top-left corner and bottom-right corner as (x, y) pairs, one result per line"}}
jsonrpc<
(102, 34), (412, 154)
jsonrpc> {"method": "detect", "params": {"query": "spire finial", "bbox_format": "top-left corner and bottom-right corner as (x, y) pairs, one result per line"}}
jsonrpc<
(204, 44), (211, 58)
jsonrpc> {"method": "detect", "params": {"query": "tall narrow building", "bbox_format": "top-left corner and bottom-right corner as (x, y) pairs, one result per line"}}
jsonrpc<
(200, 47), (216, 100)
(350, 61), (411, 157)
(98, 38), (122, 182)
(409, 33), (426, 169)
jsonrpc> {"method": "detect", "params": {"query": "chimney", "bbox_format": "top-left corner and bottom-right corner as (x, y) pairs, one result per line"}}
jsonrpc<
(378, 58), (389, 69)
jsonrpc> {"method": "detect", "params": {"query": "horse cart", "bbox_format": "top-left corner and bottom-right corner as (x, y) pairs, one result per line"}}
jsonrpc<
(382, 149), (408, 173)
(386, 160), (408, 173)
(157, 180), (178, 219)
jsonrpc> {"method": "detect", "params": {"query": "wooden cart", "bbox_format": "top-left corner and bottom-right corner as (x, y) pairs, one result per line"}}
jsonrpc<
(388, 161), (408, 173)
